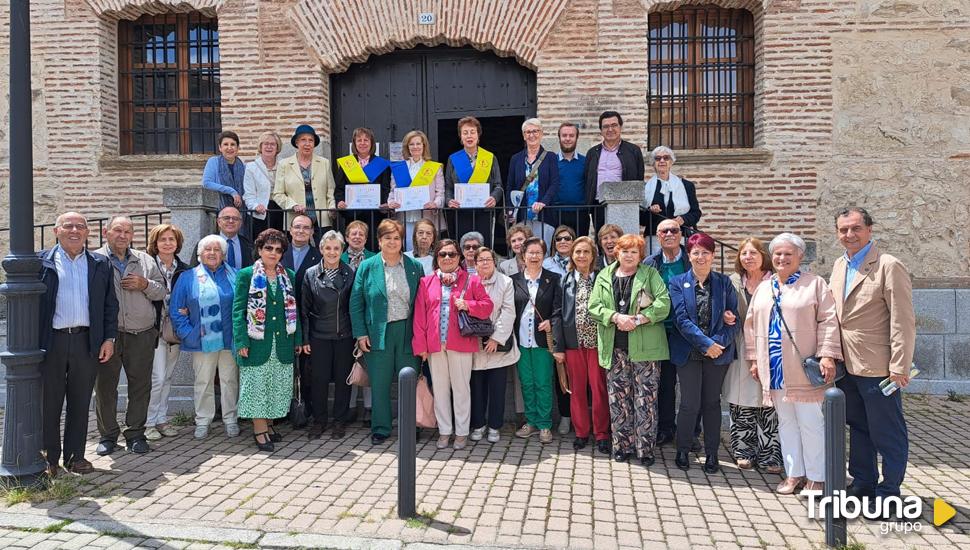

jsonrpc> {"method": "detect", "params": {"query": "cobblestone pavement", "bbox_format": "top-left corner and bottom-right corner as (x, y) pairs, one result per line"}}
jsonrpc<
(0, 393), (967, 549)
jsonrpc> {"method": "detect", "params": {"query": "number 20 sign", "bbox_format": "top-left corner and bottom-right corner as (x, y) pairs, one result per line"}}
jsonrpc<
(418, 12), (435, 25)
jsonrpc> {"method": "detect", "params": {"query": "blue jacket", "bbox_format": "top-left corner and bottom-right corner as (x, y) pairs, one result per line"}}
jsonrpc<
(39, 246), (119, 357)
(507, 147), (560, 224)
(169, 263), (237, 352)
(668, 269), (738, 367)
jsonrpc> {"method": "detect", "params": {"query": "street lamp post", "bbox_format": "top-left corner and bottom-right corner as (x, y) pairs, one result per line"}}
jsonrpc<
(0, 0), (46, 482)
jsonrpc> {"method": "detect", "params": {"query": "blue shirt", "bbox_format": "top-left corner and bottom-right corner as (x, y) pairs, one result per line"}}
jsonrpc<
(291, 244), (310, 270)
(843, 240), (874, 298)
(439, 284), (453, 343)
(52, 246), (90, 329)
(556, 152), (586, 206)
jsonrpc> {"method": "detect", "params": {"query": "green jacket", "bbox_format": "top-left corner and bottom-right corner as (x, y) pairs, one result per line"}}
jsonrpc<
(350, 253), (424, 351)
(232, 266), (303, 366)
(589, 262), (671, 367)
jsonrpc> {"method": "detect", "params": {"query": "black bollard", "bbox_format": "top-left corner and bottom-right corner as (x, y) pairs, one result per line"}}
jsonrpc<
(398, 366), (417, 519)
(824, 386), (847, 547)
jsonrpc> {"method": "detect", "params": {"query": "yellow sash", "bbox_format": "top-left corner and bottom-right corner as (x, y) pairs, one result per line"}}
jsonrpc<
(470, 148), (494, 184)
(411, 161), (442, 187)
(336, 155), (369, 184)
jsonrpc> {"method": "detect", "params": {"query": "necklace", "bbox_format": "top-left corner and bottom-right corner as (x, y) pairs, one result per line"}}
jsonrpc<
(615, 272), (633, 308)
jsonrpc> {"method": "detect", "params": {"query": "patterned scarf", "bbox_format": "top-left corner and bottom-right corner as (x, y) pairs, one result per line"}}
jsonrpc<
(767, 271), (802, 390)
(437, 269), (458, 286)
(347, 249), (365, 271)
(247, 260), (298, 340)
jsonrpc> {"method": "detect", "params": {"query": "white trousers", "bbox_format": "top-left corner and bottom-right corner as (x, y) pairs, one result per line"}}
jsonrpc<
(349, 384), (372, 408)
(429, 350), (474, 436)
(771, 390), (826, 481)
(192, 350), (239, 426)
(147, 341), (180, 427)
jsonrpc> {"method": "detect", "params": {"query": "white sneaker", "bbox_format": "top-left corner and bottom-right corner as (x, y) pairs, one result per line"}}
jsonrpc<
(487, 428), (501, 443)
(225, 423), (240, 438)
(194, 425), (209, 439)
(558, 417), (571, 436)
(470, 427), (485, 441)
(145, 427), (162, 441)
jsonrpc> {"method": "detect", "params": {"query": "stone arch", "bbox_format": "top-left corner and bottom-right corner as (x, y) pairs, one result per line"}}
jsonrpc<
(86, 0), (223, 19)
(286, 0), (571, 73)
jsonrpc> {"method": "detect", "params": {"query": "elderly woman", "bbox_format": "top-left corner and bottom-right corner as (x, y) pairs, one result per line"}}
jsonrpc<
(445, 116), (504, 247)
(745, 233), (842, 495)
(589, 234), (671, 465)
(723, 238), (782, 472)
(596, 224), (623, 269)
(350, 219), (425, 444)
(511, 237), (563, 444)
(145, 224), (190, 441)
(552, 236), (609, 452)
(202, 131), (246, 211)
(460, 231), (484, 276)
(335, 127), (392, 249)
(413, 239), (493, 450)
(272, 124), (336, 235)
(232, 229), (302, 452)
(300, 230), (356, 440)
(508, 118), (560, 246)
(471, 247), (520, 443)
(391, 130), (446, 249)
(499, 223), (533, 276)
(543, 225), (575, 278)
(169, 235), (239, 440)
(405, 218), (437, 275)
(244, 131), (284, 235)
(668, 233), (739, 473)
(643, 146), (702, 239)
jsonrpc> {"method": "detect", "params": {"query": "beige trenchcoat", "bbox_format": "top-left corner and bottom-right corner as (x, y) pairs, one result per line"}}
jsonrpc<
(472, 271), (520, 370)
(722, 272), (770, 407)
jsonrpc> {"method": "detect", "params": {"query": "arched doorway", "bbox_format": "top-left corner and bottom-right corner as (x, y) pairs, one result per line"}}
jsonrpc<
(330, 45), (537, 187)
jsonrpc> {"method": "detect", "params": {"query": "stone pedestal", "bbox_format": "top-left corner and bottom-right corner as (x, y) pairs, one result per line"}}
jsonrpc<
(599, 180), (645, 235)
(163, 187), (220, 265)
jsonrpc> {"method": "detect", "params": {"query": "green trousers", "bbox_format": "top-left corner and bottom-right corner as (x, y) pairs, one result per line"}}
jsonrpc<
(365, 320), (416, 437)
(517, 346), (554, 430)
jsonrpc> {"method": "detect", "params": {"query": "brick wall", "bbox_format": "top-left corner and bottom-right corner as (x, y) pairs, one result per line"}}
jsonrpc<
(0, 0), (967, 279)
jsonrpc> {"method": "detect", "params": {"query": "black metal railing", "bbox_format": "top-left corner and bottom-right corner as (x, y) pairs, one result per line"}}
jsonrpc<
(0, 211), (171, 252)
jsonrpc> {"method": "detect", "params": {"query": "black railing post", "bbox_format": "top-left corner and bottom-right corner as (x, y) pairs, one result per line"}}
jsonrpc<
(824, 386), (847, 547)
(397, 366), (417, 519)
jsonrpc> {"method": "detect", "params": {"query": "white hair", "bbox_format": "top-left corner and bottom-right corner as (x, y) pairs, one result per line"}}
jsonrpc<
(521, 118), (542, 133)
(768, 233), (806, 257)
(650, 145), (676, 163)
(320, 229), (345, 248)
(197, 234), (228, 261)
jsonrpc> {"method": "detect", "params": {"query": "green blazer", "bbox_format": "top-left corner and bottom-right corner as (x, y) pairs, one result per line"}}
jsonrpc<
(350, 253), (424, 351)
(588, 262), (671, 368)
(340, 248), (377, 266)
(232, 266), (303, 366)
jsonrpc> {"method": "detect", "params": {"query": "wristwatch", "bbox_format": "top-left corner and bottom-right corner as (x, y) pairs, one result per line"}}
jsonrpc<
(633, 315), (642, 327)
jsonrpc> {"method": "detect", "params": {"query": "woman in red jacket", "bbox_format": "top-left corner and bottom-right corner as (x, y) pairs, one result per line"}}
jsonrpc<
(413, 239), (493, 450)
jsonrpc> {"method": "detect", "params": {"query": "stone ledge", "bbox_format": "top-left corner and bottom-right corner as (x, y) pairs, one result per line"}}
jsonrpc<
(99, 155), (210, 171)
(914, 277), (970, 289)
(668, 148), (773, 166)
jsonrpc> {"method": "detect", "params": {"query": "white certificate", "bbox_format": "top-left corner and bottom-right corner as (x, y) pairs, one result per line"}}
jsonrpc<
(394, 186), (429, 212)
(455, 184), (490, 208)
(345, 184), (381, 209)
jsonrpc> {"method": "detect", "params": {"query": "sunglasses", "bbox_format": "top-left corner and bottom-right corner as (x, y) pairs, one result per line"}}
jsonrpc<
(463, 244), (481, 251)
(437, 251), (459, 258)
(654, 155), (672, 162)
(659, 228), (681, 235)
(555, 235), (574, 243)
(262, 245), (284, 253)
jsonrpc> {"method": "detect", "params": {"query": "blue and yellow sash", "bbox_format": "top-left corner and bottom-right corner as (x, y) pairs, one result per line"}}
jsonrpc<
(390, 160), (442, 188)
(449, 148), (494, 184)
(337, 155), (390, 184)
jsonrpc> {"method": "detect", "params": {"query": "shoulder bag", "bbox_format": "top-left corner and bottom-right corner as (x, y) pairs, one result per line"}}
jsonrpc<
(346, 342), (370, 387)
(456, 276), (495, 338)
(771, 282), (845, 387)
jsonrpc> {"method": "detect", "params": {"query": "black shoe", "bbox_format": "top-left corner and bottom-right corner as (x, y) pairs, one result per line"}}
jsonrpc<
(127, 439), (150, 454)
(703, 455), (719, 474)
(371, 433), (388, 445)
(254, 432), (274, 452)
(640, 454), (655, 467)
(362, 408), (372, 424)
(573, 437), (588, 450)
(331, 423), (346, 440)
(308, 425), (325, 440)
(846, 483), (876, 499)
(690, 438), (702, 453)
(596, 439), (611, 455)
(95, 440), (117, 456)
(612, 450), (629, 463)
(655, 432), (674, 446)
(675, 450), (691, 471)
(267, 426), (283, 443)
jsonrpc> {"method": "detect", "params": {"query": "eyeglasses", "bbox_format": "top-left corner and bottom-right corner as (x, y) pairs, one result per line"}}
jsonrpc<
(437, 251), (459, 259)
(262, 245), (284, 253)
(476, 256), (495, 264)
(659, 228), (681, 235)
(524, 129), (541, 136)
(601, 123), (621, 130)
(219, 216), (242, 222)
(463, 244), (481, 251)
(58, 223), (87, 231)
(654, 155), (672, 162)
(555, 235), (574, 243)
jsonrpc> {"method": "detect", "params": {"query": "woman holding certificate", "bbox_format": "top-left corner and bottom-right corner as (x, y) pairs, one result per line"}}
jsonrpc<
(335, 127), (392, 250)
(445, 117), (504, 248)
(390, 130), (446, 250)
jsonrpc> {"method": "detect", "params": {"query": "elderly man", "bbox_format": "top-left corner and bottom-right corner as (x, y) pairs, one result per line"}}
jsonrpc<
(190, 207), (253, 270)
(583, 111), (645, 228)
(282, 214), (322, 416)
(830, 207), (915, 501)
(93, 216), (167, 455)
(39, 213), (118, 476)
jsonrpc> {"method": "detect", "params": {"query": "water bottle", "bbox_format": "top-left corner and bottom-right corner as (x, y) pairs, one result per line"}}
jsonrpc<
(879, 366), (919, 396)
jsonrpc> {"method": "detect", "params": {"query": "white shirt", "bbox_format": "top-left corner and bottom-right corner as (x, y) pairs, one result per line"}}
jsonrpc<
(52, 246), (90, 329)
(517, 272), (541, 348)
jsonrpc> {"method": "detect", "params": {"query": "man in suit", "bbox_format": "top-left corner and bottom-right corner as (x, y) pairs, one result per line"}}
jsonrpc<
(830, 206), (915, 501)
(189, 206), (254, 269)
(282, 214), (322, 416)
(583, 111), (645, 229)
(39, 212), (119, 476)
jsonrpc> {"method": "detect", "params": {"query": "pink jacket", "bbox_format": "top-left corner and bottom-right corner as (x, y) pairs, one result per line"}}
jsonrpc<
(412, 269), (493, 355)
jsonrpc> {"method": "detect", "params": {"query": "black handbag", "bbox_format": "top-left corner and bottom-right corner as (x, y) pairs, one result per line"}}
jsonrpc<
(771, 283), (845, 387)
(482, 333), (514, 353)
(288, 360), (308, 428)
(456, 276), (495, 338)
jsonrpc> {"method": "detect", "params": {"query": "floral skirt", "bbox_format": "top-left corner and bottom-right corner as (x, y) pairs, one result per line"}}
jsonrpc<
(237, 340), (293, 419)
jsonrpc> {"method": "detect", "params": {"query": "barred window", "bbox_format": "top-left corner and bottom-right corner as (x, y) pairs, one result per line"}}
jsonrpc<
(118, 13), (221, 155)
(648, 6), (755, 149)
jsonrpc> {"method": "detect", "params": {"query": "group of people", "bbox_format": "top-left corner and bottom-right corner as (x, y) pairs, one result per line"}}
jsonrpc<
(39, 112), (914, 508)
